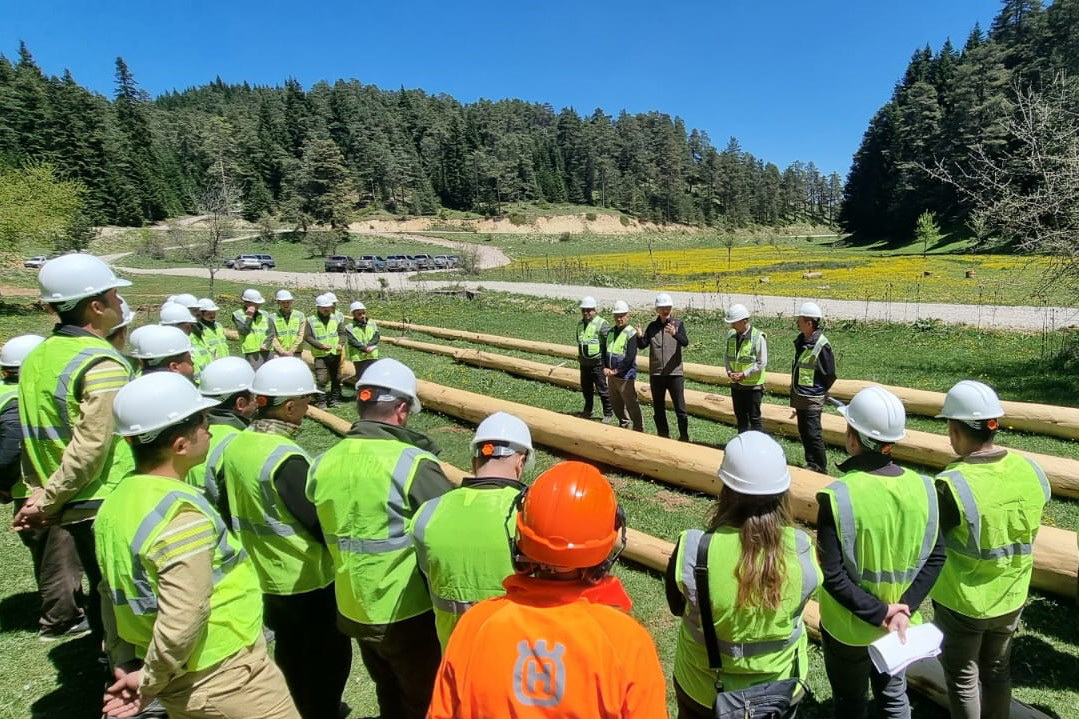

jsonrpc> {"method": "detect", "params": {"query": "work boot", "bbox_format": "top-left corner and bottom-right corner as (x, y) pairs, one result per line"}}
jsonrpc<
(602, 414), (618, 425)
(327, 396), (338, 409)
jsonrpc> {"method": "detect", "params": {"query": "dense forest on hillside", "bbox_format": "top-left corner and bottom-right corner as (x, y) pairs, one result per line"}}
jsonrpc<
(841, 0), (1079, 239)
(0, 45), (841, 230)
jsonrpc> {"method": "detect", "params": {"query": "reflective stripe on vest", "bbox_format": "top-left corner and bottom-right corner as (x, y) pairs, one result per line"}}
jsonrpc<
(725, 327), (766, 386)
(606, 325), (636, 368)
(200, 324), (230, 360)
(233, 311), (270, 354)
(345, 321), (379, 362)
(272, 312), (305, 349)
(794, 334), (829, 390)
(577, 317), (605, 359)
(308, 315), (340, 357)
(185, 425), (241, 503)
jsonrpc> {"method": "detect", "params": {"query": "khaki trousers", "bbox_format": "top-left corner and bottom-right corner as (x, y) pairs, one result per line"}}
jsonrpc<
(157, 636), (300, 719)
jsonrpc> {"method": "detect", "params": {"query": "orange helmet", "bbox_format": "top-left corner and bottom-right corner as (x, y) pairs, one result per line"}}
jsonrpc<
(515, 461), (621, 569)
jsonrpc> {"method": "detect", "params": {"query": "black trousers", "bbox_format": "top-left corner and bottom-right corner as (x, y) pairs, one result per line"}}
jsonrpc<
(15, 505), (85, 632)
(264, 585), (352, 719)
(64, 520), (103, 641)
(822, 628), (910, 719)
(353, 359), (377, 384)
(313, 355), (342, 399)
(795, 408), (828, 473)
(650, 375), (689, 440)
(579, 363), (612, 416)
(731, 386), (764, 433)
(353, 611), (442, 719)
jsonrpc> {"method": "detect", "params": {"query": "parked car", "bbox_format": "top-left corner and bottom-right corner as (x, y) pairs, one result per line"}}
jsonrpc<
(385, 255), (410, 271)
(411, 253), (435, 270)
(433, 255), (450, 269)
(403, 256), (419, 271)
(23, 255), (48, 269)
(447, 255), (461, 268)
(324, 255), (356, 273)
(225, 253), (276, 270)
(372, 255), (388, 272)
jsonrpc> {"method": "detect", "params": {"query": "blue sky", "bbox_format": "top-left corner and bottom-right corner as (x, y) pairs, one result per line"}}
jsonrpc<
(4, 0), (1002, 177)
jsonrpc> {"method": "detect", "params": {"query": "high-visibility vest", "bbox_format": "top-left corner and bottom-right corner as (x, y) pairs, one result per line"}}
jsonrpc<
(673, 527), (820, 705)
(344, 320), (380, 362)
(307, 315), (340, 358)
(410, 481), (522, 648)
(577, 316), (606, 360)
(19, 335), (132, 507)
(307, 437), (435, 625)
(189, 331), (214, 384)
(0, 384), (27, 499)
(185, 421), (243, 503)
(818, 467), (939, 646)
(272, 311), (305, 351)
(94, 474), (262, 669)
(606, 325), (637, 369)
(726, 327), (766, 387)
(232, 311), (270, 354)
(221, 431), (334, 595)
(793, 334), (830, 393)
(933, 453), (1050, 618)
(200, 323), (230, 360)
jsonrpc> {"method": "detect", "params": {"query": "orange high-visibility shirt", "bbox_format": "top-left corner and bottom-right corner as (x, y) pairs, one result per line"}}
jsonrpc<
(427, 574), (669, 719)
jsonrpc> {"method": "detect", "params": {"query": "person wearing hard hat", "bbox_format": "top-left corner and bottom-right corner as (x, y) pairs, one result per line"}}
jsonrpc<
(160, 301), (212, 382)
(96, 372), (300, 719)
(636, 292), (691, 441)
(129, 325), (197, 381)
(233, 288), (275, 370)
(410, 412), (534, 649)
(324, 291), (343, 324)
(666, 431), (820, 718)
(305, 293), (343, 408)
(931, 381), (1049, 719)
(271, 290), (305, 358)
(13, 254), (134, 645)
(817, 386), (944, 719)
(219, 357), (351, 719)
(790, 301), (836, 473)
(575, 296), (615, 422)
(197, 298), (230, 361)
(106, 297), (136, 352)
(603, 300), (643, 431)
(724, 304), (768, 434)
(307, 358), (454, 719)
(341, 300), (381, 381)
(428, 461), (668, 719)
(1, 335), (89, 641)
(183, 357), (257, 499)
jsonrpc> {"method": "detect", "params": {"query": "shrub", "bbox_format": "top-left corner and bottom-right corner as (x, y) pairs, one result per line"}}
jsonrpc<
(619, 215), (631, 227)
(508, 211), (527, 226)
(585, 212), (597, 221)
(558, 232), (573, 243)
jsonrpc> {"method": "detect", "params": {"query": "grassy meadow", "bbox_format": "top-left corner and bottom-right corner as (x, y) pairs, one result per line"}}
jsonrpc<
(0, 259), (1077, 717)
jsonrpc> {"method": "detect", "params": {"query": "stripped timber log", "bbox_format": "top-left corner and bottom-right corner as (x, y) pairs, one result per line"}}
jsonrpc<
(378, 320), (1079, 441)
(383, 337), (1079, 499)
(304, 405), (1051, 719)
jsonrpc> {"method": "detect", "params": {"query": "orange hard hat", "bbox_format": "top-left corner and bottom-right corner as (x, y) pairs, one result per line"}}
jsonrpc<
(515, 461), (619, 569)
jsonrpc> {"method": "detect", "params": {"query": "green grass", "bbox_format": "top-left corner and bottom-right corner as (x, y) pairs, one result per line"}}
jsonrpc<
(0, 290), (1076, 717)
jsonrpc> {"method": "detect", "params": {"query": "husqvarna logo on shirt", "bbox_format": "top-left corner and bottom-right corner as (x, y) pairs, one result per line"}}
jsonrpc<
(512, 639), (566, 707)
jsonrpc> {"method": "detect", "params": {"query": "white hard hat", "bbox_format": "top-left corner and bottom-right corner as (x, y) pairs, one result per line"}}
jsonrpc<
(241, 289), (265, 304)
(1, 335), (45, 368)
(471, 411), (535, 472)
(275, 290), (294, 302)
(38, 254), (131, 305)
(110, 297), (136, 333)
(315, 294), (334, 308)
(199, 357), (256, 398)
(655, 293), (674, 308)
(350, 301), (366, 313)
(718, 431), (791, 495)
(198, 298), (219, 312)
(358, 358), (421, 414)
(840, 386), (907, 443)
(159, 301), (197, 326)
(579, 296), (597, 310)
(113, 372), (218, 439)
(937, 380), (1005, 423)
(251, 356), (320, 397)
(797, 301), (823, 319)
(612, 300), (630, 315)
(172, 293), (199, 309)
(129, 325), (192, 360)
(325, 292), (339, 304)
(724, 304), (750, 323)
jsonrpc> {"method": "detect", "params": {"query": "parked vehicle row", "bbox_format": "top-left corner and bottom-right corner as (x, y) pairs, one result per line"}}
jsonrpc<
(324, 253), (459, 273)
(224, 254), (276, 270)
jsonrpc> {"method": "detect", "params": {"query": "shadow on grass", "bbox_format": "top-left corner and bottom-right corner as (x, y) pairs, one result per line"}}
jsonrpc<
(0, 591), (39, 632)
(32, 634), (104, 719)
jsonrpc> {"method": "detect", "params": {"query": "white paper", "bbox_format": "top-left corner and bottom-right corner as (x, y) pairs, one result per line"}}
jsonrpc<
(869, 622), (944, 676)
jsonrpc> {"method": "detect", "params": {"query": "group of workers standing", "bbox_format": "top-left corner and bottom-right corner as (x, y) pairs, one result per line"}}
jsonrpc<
(0, 251), (1057, 719)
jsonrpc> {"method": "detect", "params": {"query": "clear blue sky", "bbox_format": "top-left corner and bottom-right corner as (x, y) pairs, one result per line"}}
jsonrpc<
(4, 0), (1002, 177)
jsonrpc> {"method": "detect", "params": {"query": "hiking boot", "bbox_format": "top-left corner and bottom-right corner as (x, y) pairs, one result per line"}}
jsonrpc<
(39, 616), (90, 642)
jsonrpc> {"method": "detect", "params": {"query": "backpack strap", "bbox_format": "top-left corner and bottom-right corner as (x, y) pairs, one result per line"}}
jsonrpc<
(693, 531), (723, 670)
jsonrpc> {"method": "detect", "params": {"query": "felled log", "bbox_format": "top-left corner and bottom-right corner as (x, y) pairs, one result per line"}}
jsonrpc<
(378, 320), (1079, 441)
